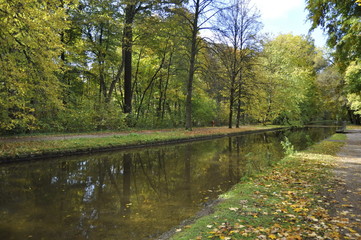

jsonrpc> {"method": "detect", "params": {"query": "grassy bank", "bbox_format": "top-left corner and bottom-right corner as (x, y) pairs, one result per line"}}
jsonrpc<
(0, 125), (283, 162)
(170, 134), (349, 240)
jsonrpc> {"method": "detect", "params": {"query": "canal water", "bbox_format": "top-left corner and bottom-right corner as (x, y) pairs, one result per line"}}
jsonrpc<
(0, 127), (335, 240)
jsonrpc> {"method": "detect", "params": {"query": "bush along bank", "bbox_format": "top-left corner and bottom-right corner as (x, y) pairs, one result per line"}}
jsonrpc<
(170, 134), (359, 240)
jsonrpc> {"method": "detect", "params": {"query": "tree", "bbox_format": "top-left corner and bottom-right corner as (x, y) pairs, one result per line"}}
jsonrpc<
(306, 1), (361, 122)
(78, 0), (123, 103)
(212, 0), (261, 128)
(122, 1), (137, 114)
(317, 64), (346, 120)
(306, 0), (361, 70)
(247, 34), (318, 124)
(121, 0), (181, 116)
(345, 61), (361, 121)
(0, 0), (74, 132)
(130, 13), (188, 126)
(174, 0), (216, 130)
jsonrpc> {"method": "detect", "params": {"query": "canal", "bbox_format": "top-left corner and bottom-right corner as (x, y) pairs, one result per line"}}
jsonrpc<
(0, 127), (336, 239)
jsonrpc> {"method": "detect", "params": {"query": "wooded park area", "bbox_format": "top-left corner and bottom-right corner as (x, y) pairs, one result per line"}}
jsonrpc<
(1, 0), (361, 134)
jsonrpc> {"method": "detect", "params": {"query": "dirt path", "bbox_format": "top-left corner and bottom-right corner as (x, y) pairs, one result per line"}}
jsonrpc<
(0, 126), (262, 143)
(0, 129), (175, 143)
(326, 130), (361, 238)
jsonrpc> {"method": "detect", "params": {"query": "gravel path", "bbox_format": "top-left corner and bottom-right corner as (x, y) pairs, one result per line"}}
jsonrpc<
(0, 130), (170, 143)
(0, 127), (262, 143)
(327, 130), (361, 238)
(0, 132), (131, 143)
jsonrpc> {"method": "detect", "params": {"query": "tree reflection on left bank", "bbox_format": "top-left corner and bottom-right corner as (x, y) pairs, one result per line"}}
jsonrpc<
(0, 127), (335, 239)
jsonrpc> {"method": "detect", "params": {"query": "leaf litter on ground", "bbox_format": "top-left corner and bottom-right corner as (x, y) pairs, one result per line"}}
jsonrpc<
(171, 134), (361, 240)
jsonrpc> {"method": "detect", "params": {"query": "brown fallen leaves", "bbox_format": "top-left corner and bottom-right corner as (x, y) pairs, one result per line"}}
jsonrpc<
(188, 152), (361, 240)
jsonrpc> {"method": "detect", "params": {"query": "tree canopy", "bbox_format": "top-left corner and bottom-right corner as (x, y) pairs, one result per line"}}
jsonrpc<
(306, 0), (361, 122)
(0, 0), (353, 134)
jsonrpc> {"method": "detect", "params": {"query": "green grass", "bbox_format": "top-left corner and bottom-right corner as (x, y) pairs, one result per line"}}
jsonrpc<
(0, 131), (183, 158)
(171, 134), (346, 240)
(327, 133), (347, 141)
(346, 125), (361, 130)
(0, 125), (283, 160)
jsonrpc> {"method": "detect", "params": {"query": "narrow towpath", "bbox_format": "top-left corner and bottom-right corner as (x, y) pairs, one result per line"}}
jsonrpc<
(0, 126), (280, 162)
(0, 126), (264, 143)
(0, 129), (165, 143)
(327, 129), (361, 238)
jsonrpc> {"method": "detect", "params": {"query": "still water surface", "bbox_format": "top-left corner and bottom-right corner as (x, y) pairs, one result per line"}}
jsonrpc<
(0, 127), (335, 239)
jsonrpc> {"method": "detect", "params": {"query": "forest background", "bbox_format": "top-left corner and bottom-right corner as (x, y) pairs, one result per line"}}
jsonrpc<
(0, 0), (360, 134)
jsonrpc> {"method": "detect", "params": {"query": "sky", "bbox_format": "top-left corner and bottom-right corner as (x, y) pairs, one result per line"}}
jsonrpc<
(252, 0), (327, 47)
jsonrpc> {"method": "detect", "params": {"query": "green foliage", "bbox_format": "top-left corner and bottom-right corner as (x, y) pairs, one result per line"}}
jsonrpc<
(0, 0), (343, 135)
(316, 65), (346, 120)
(246, 34), (320, 124)
(192, 91), (218, 126)
(306, 1), (361, 121)
(306, 0), (361, 69)
(344, 61), (361, 116)
(0, 0), (75, 133)
(305, 134), (314, 147)
(345, 61), (361, 94)
(280, 136), (296, 155)
(36, 101), (126, 133)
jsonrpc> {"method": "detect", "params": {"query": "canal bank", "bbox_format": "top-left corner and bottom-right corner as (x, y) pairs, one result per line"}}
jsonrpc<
(0, 126), (287, 163)
(167, 132), (361, 240)
(0, 127), (336, 239)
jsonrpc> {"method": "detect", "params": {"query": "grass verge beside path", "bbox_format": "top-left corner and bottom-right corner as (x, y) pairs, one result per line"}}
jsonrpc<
(0, 125), (283, 162)
(170, 134), (354, 240)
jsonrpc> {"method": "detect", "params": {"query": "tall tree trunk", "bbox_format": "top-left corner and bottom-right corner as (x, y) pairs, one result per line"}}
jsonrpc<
(236, 96), (242, 128)
(185, 46), (196, 130)
(123, 4), (135, 114)
(236, 78), (242, 128)
(229, 41), (238, 129)
(99, 61), (107, 101)
(228, 75), (236, 128)
(161, 51), (173, 120)
(185, 0), (200, 130)
(157, 77), (163, 119)
(98, 25), (108, 102)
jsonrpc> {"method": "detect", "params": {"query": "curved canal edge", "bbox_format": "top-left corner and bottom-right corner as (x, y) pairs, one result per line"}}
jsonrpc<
(0, 127), (289, 164)
(164, 133), (348, 240)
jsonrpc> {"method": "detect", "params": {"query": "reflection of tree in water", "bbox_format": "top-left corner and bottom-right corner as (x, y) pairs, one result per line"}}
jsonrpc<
(104, 154), (132, 218)
(0, 127), (337, 240)
(136, 152), (162, 198)
(228, 138), (234, 183)
(184, 144), (192, 204)
(231, 133), (284, 178)
(122, 153), (132, 217)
